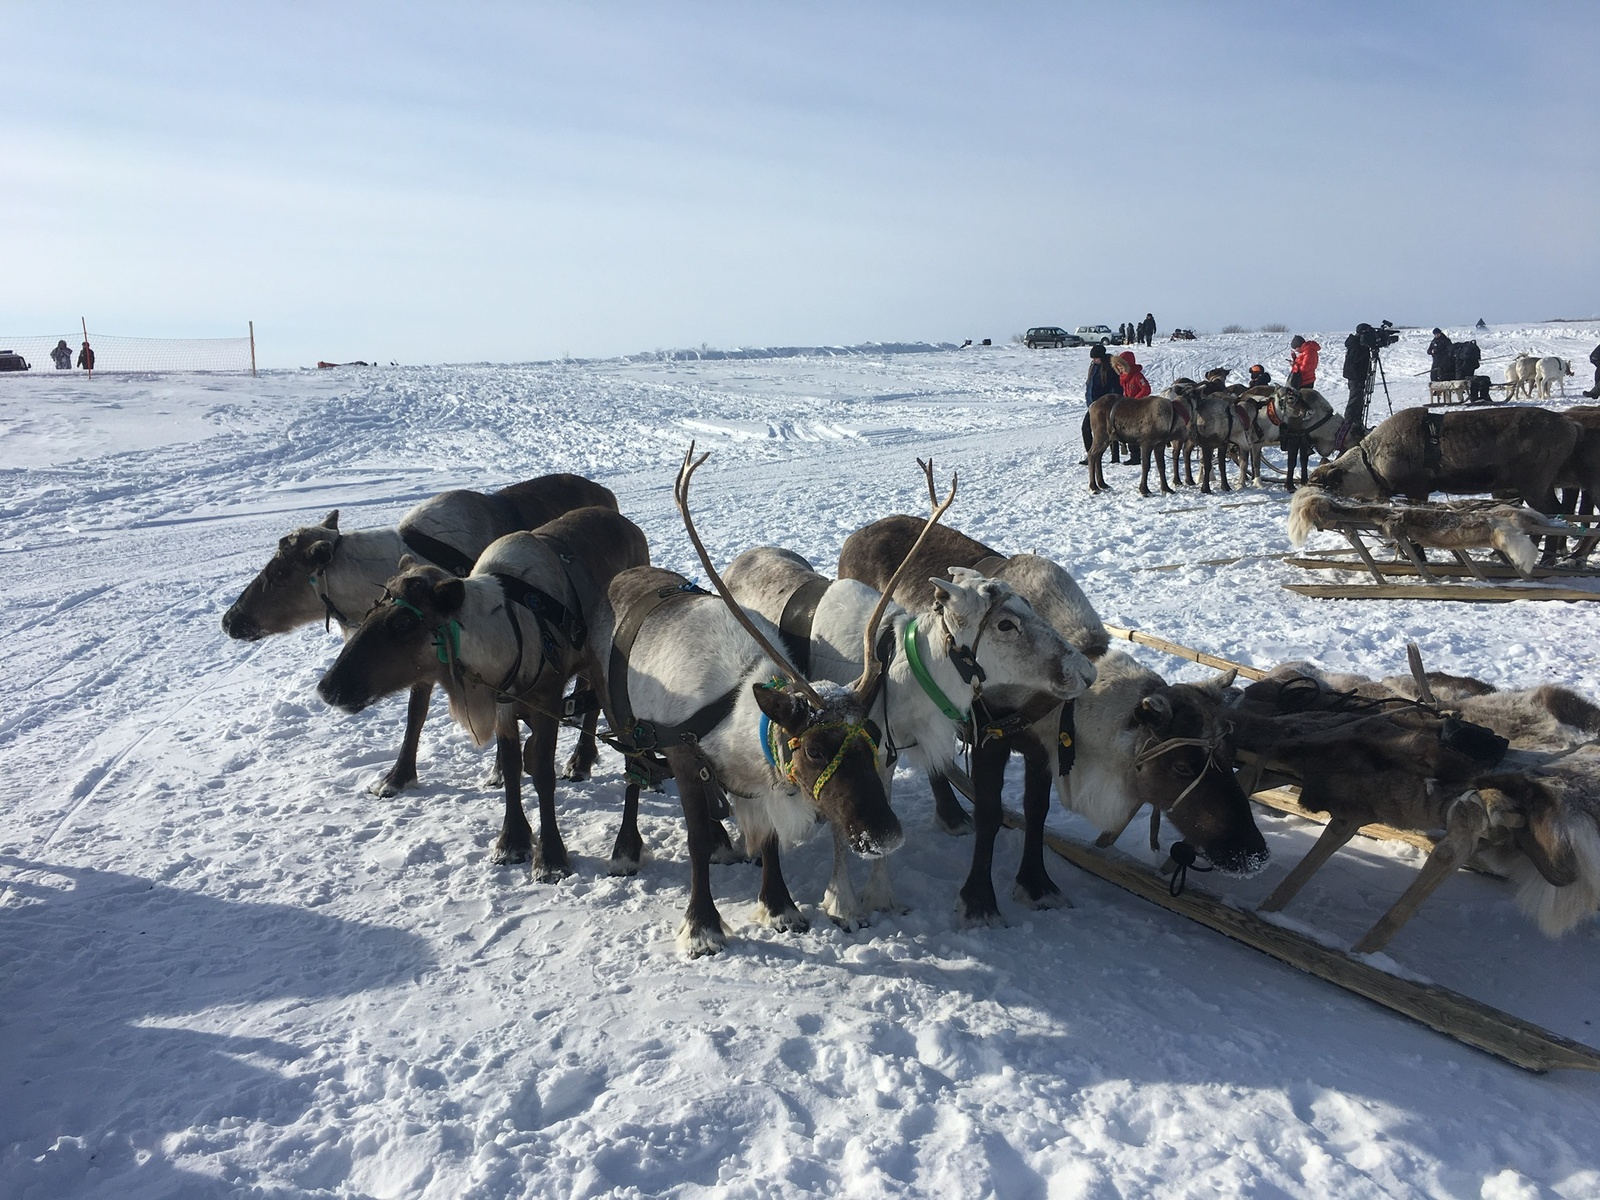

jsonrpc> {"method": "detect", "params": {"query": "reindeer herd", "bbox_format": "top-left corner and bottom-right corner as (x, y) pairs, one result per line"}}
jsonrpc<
(223, 452), (1269, 957)
(1085, 368), (1342, 497)
(220, 428), (1600, 961)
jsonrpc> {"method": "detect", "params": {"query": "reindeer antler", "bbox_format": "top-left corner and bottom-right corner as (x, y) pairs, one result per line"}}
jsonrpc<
(675, 443), (828, 709)
(851, 457), (958, 702)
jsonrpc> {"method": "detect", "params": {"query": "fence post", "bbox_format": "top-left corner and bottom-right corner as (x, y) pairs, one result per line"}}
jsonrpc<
(249, 321), (257, 377)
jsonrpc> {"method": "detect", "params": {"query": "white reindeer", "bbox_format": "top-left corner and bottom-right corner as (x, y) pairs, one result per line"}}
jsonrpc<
(723, 547), (1095, 926)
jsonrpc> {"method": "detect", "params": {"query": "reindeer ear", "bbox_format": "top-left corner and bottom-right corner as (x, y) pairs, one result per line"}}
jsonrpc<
(1135, 692), (1174, 733)
(433, 576), (466, 613)
(323, 510), (340, 530)
(1205, 668), (1238, 695)
(306, 540), (335, 568)
(929, 577), (979, 626)
(752, 683), (813, 734)
(398, 554), (419, 571)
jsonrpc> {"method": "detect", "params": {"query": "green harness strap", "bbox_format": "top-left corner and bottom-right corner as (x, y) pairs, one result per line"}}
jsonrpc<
(902, 617), (967, 723)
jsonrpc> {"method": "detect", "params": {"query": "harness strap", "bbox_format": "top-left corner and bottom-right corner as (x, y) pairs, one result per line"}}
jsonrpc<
(776, 576), (830, 677)
(1303, 407), (1336, 434)
(1359, 441), (1398, 497)
(399, 528), (476, 578)
(970, 691), (1063, 747)
(903, 617), (967, 723)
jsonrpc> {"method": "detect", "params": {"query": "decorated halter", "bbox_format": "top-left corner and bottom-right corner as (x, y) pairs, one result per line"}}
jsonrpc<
(390, 595), (462, 668)
(297, 535), (346, 631)
(901, 584), (1008, 727)
(758, 680), (880, 802)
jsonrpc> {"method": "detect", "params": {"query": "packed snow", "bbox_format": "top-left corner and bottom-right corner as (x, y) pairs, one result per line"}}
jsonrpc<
(3, 324), (1599, 1198)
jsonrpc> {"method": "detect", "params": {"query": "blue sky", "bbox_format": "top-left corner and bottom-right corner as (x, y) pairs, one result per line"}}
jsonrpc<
(5, 2), (1596, 366)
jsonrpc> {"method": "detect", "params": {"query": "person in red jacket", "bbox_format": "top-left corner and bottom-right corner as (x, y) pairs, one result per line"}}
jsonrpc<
(1114, 351), (1151, 398)
(1286, 334), (1319, 389)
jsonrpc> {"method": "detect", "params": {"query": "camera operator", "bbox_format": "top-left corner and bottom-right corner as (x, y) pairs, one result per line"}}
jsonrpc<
(1336, 321), (1397, 450)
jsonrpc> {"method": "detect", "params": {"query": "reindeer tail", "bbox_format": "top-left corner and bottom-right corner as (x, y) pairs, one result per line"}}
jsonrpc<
(1285, 487), (1329, 548)
(1489, 519), (1538, 576)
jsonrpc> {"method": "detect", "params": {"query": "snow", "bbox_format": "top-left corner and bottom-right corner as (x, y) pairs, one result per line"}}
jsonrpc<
(3, 324), (1599, 1198)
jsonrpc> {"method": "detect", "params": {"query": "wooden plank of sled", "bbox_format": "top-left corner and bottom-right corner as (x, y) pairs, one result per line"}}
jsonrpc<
(1130, 551), (1293, 573)
(1285, 557), (1600, 581)
(1284, 583), (1600, 602)
(1102, 623), (1269, 681)
(997, 808), (1600, 1073)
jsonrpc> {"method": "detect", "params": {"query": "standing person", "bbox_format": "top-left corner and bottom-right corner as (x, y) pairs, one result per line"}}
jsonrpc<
(1338, 324), (1375, 449)
(1427, 328), (1455, 382)
(50, 339), (72, 369)
(1114, 351), (1151, 398)
(1584, 343), (1600, 399)
(1286, 334), (1319, 389)
(77, 340), (95, 371)
(1143, 313), (1156, 345)
(1079, 343), (1125, 463)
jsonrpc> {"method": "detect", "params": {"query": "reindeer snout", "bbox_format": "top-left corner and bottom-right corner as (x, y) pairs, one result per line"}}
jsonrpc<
(849, 815), (904, 859)
(221, 606), (265, 641)
(1052, 653), (1097, 699)
(316, 673), (369, 714)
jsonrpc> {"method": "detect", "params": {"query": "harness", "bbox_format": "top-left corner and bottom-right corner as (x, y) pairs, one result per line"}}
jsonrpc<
(602, 581), (742, 804)
(1132, 726), (1231, 895)
(1264, 396), (1281, 427)
(969, 553), (1009, 577)
(1358, 440), (1399, 497)
(307, 535), (349, 631)
(489, 571), (587, 697)
(399, 528), (476, 578)
(1422, 410), (1445, 469)
(758, 682), (881, 802)
(776, 577), (830, 676)
(1303, 407), (1336, 435)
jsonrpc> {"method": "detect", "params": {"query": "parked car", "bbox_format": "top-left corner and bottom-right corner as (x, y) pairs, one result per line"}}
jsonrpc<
(1074, 325), (1124, 346)
(1023, 327), (1084, 349)
(0, 350), (31, 372)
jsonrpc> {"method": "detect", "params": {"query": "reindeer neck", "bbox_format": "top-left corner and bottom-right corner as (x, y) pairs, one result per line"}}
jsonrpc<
(891, 610), (976, 728)
(325, 527), (409, 617)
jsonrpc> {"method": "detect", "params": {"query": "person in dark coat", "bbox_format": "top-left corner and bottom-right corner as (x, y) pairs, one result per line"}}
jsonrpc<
(1142, 313), (1156, 345)
(77, 341), (95, 370)
(51, 340), (72, 369)
(1584, 343), (1600, 399)
(1079, 343), (1125, 463)
(1427, 328), (1454, 382)
(1247, 363), (1271, 389)
(1338, 324), (1375, 447)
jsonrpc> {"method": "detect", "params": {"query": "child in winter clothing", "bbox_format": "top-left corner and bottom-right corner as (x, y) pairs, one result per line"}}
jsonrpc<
(1114, 351), (1151, 398)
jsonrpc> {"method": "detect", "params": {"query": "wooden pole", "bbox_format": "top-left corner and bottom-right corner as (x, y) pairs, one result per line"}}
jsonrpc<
(80, 316), (91, 379)
(1102, 623), (1268, 681)
(249, 321), (257, 377)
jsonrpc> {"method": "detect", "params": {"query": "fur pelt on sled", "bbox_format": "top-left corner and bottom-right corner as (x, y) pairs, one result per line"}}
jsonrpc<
(1286, 487), (1542, 573)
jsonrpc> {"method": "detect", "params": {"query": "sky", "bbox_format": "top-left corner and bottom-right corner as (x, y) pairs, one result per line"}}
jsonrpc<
(4, 1), (1597, 367)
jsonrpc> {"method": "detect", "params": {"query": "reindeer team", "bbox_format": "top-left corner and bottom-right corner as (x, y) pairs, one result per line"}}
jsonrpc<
(224, 367), (1600, 958)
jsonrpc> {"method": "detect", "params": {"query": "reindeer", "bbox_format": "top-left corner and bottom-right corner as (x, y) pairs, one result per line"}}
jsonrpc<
(839, 518), (1267, 923)
(1276, 387), (1341, 490)
(1086, 391), (1190, 496)
(317, 506), (650, 877)
(1174, 386), (1252, 494)
(721, 544), (1095, 926)
(223, 475), (615, 794)
(1233, 663), (1600, 952)
(1505, 353), (1540, 400)
(588, 450), (954, 956)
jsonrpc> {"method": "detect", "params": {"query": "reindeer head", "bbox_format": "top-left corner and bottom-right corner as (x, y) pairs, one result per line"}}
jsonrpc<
(1308, 447), (1377, 499)
(933, 569), (1095, 702)
(222, 510), (345, 640)
(317, 558), (465, 713)
(1131, 670), (1269, 876)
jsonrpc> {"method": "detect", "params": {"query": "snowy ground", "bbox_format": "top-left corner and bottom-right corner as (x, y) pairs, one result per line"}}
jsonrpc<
(3, 324), (1599, 1199)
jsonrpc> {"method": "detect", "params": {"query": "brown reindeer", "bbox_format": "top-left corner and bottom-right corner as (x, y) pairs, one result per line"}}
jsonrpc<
(1087, 392), (1190, 495)
(839, 517), (1267, 923)
(1234, 664), (1600, 951)
(317, 506), (650, 875)
(223, 474), (616, 794)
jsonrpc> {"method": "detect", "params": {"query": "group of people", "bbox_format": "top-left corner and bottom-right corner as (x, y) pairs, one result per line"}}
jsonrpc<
(49, 339), (94, 370)
(1083, 343), (1151, 404)
(1118, 314), (1158, 347)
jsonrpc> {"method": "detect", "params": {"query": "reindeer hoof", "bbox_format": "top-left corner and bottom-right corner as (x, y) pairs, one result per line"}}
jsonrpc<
(1013, 879), (1073, 909)
(756, 903), (810, 934)
(482, 765), (505, 789)
(955, 887), (1006, 928)
(676, 914), (729, 958)
(490, 840), (532, 866)
(535, 857), (572, 884)
(559, 760), (591, 783)
(607, 853), (641, 877)
(708, 824), (748, 865)
(824, 905), (867, 933)
(368, 771), (414, 798)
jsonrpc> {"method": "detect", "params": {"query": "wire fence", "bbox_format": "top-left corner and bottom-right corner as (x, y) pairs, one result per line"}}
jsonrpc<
(0, 330), (255, 374)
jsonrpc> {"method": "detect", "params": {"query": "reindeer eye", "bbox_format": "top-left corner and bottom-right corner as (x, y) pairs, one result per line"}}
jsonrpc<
(1172, 760), (1197, 779)
(996, 618), (1018, 633)
(805, 743), (829, 765)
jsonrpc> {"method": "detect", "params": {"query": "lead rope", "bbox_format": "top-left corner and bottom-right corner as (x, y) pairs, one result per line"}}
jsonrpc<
(1133, 730), (1228, 896)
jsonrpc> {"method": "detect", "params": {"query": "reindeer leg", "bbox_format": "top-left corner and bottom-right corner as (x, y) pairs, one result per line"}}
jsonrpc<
(1156, 444), (1175, 495)
(1219, 446), (1232, 493)
(708, 817), (747, 864)
(562, 687), (601, 781)
(1352, 798), (1487, 954)
(862, 856), (902, 916)
(490, 701), (534, 865)
(1013, 737), (1070, 909)
(522, 709), (570, 881)
(1257, 817), (1361, 913)
(823, 822), (865, 930)
(754, 832), (808, 933)
(608, 781), (644, 875)
(956, 738), (1010, 926)
(665, 744), (729, 956)
(372, 682), (430, 796)
(1200, 447), (1213, 494)
(931, 771), (973, 834)
(1139, 447), (1153, 497)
